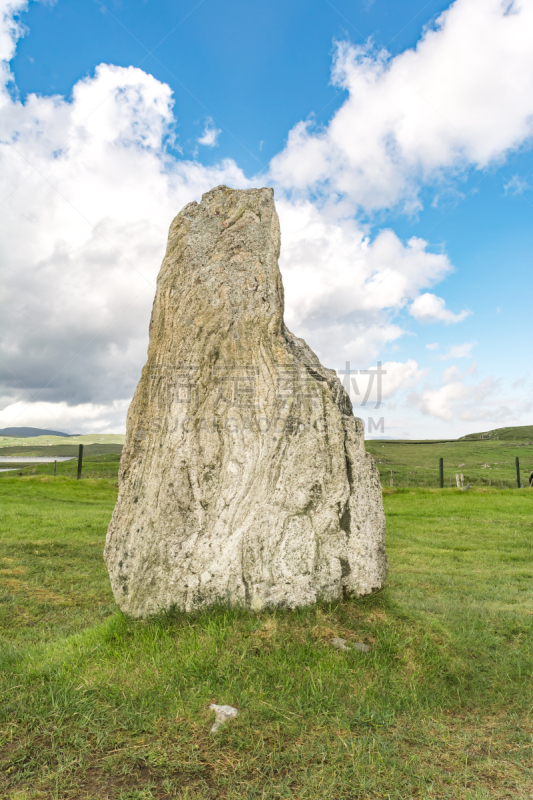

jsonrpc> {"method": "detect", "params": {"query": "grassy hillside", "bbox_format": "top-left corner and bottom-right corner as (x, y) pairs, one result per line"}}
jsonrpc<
(0, 427), (71, 438)
(366, 436), (533, 488)
(459, 424), (533, 441)
(0, 477), (532, 798)
(0, 433), (125, 448)
(2, 426), (532, 488)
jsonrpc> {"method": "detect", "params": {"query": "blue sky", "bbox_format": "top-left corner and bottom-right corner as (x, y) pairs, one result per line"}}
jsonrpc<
(1, 0), (532, 437)
(12, 0), (453, 166)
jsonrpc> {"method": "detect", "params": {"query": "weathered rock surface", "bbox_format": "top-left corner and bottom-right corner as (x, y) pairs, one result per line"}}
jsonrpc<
(105, 185), (387, 617)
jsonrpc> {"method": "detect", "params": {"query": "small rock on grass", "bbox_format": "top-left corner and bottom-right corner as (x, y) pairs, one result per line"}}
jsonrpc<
(330, 637), (351, 651)
(330, 638), (370, 653)
(209, 704), (239, 733)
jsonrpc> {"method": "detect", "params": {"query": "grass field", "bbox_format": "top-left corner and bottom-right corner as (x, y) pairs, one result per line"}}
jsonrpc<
(365, 439), (533, 489)
(1, 425), (532, 490)
(0, 450), (123, 481)
(0, 434), (125, 448)
(0, 476), (532, 799)
(3, 441), (533, 490)
(459, 426), (533, 442)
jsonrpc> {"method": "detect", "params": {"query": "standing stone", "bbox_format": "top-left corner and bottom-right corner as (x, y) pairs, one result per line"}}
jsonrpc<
(105, 186), (387, 617)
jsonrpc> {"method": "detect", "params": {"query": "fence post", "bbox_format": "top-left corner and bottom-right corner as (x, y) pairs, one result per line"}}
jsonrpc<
(439, 457), (444, 488)
(77, 444), (83, 480)
(516, 456), (520, 488)
(390, 470), (393, 487)
(53, 460), (57, 477)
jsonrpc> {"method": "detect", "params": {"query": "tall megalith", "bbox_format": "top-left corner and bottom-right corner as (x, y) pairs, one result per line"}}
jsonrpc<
(105, 186), (387, 617)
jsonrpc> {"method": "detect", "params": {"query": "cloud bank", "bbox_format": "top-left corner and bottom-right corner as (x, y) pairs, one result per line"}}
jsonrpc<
(270, 0), (533, 212)
(0, 3), (247, 431)
(1, 0), (533, 434)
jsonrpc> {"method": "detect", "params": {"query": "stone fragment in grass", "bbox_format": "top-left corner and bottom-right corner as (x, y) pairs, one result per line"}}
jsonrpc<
(330, 637), (351, 651)
(209, 704), (239, 732)
(330, 637), (370, 653)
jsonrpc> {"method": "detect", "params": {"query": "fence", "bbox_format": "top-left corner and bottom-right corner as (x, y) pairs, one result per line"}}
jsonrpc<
(376, 456), (532, 489)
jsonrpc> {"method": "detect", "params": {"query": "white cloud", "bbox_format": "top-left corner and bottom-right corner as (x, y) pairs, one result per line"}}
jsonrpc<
(426, 342), (439, 350)
(504, 174), (529, 194)
(338, 358), (426, 410)
(441, 362), (477, 383)
(417, 377), (498, 421)
(1, 0), (533, 435)
(0, 17), (247, 430)
(411, 362), (533, 426)
(197, 117), (221, 147)
(379, 359), (427, 399)
(270, 0), (533, 212)
(441, 365), (460, 384)
(0, 399), (130, 435)
(277, 199), (453, 367)
(439, 341), (476, 360)
(0, 0), (26, 93)
(410, 293), (471, 324)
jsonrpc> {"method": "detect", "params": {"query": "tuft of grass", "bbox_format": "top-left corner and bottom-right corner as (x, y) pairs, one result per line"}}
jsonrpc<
(0, 479), (532, 798)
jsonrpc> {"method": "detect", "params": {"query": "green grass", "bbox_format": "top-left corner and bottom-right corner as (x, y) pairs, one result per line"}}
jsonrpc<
(459, 424), (533, 441)
(0, 444), (123, 458)
(0, 434), (125, 447)
(1, 478), (532, 798)
(3, 426), (532, 489)
(366, 438), (533, 489)
(0, 478), (116, 646)
(0, 453), (122, 481)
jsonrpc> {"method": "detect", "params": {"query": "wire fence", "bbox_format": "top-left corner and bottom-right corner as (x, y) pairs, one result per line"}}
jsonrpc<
(376, 460), (532, 489)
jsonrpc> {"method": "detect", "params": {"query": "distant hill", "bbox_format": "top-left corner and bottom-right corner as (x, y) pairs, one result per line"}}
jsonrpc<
(0, 433), (125, 448)
(0, 426), (74, 438)
(459, 424), (533, 441)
